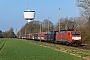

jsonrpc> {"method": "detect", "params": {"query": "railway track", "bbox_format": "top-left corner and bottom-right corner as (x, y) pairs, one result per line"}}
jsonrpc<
(25, 38), (90, 51)
(78, 45), (90, 50)
(55, 43), (90, 51)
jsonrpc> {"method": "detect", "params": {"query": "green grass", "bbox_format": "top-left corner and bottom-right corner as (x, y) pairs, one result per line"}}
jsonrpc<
(0, 38), (84, 60)
(0, 39), (6, 50)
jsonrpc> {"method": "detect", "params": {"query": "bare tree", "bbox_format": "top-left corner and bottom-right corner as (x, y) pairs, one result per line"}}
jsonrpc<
(77, 0), (90, 16)
(42, 19), (54, 32)
(55, 17), (75, 31)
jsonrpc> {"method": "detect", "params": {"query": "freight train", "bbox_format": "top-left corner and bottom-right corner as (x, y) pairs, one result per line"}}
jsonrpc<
(17, 30), (82, 46)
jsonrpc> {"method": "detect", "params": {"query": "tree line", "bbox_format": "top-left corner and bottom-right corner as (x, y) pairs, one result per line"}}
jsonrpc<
(0, 28), (16, 38)
(17, 18), (75, 35)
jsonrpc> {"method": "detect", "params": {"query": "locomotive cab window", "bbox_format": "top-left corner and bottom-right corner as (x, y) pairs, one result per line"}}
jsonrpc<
(72, 32), (80, 35)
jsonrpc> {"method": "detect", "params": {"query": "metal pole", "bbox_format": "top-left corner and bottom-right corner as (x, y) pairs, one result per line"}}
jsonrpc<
(40, 22), (41, 42)
(48, 17), (49, 32)
(59, 8), (60, 32)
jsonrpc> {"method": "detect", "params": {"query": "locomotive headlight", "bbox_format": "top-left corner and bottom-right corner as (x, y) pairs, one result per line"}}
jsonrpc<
(72, 37), (81, 40)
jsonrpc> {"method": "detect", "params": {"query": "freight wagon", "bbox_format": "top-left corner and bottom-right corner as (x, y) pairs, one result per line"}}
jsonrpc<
(46, 31), (56, 43)
(38, 32), (48, 41)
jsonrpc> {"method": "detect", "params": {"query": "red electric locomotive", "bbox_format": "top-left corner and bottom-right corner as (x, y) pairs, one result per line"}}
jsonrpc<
(55, 30), (82, 46)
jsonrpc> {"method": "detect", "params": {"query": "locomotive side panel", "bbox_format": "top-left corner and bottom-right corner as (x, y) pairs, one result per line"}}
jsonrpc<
(62, 32), (71, 43)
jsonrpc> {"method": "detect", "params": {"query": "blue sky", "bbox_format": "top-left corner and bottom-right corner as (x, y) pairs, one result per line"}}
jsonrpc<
(0, 0), (80, 33)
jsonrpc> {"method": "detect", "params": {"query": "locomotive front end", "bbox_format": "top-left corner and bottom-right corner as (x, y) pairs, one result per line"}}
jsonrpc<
(71, 31), (82, 45)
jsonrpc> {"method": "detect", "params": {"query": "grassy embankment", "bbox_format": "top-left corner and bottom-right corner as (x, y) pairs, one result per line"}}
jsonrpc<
(29, 39), (90, 60)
